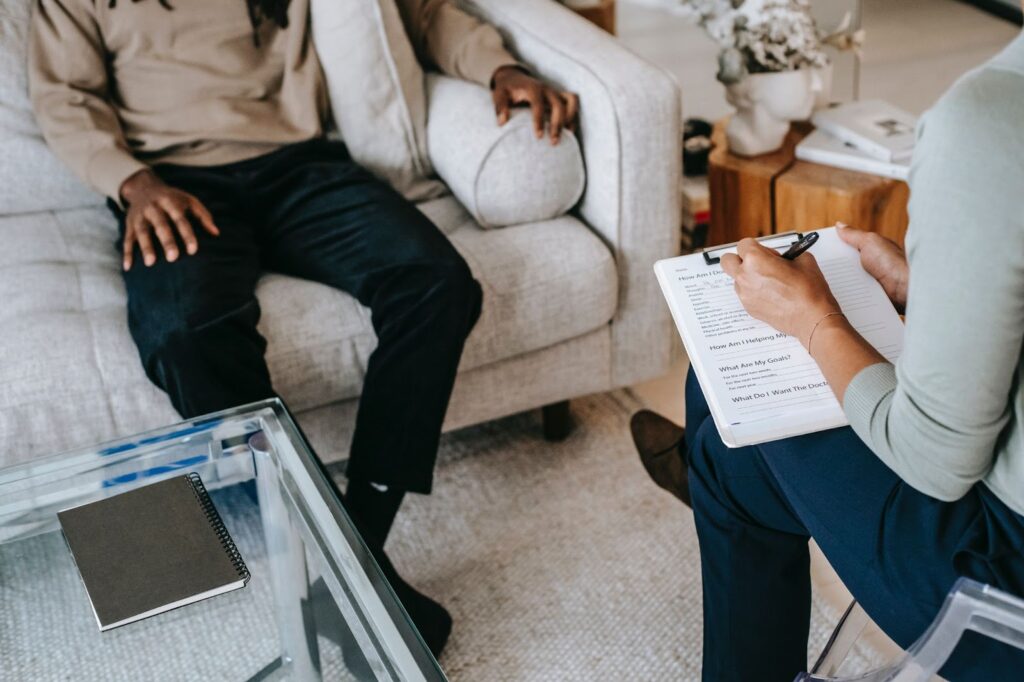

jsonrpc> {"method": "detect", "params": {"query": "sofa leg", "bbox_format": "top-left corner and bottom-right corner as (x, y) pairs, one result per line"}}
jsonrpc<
(542, 401), (573, 442)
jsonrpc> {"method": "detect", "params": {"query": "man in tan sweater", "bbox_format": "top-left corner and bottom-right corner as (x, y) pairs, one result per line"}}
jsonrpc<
(29, 0), (578, 656)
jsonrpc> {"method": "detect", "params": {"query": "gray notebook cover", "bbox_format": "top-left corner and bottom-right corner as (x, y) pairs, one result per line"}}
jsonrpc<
(58, 473), (250, 631)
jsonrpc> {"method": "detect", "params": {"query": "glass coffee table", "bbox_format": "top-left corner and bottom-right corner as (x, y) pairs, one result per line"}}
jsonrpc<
(0, 400), (446, 681)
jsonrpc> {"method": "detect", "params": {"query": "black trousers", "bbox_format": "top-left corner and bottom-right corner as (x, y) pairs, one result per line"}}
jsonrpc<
(685, 368), (1024, 681)
(111, 140), (482, 493)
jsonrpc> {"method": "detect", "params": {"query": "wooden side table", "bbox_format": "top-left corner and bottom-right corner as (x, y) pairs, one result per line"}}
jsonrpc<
(566, 0), (616, 34)
(708, 120), (910, 246)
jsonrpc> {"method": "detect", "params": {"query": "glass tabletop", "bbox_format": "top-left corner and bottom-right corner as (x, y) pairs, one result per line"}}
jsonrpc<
(0, 399), (445, 682)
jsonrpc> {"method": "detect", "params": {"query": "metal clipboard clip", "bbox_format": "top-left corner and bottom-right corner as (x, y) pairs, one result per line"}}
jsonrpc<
(702, 231), (806, 266)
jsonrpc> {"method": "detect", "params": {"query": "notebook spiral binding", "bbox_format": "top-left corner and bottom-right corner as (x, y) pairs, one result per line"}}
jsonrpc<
(186, 472), (251, 584)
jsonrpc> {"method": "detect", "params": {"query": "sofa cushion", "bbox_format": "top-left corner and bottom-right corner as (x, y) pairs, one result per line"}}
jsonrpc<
(0, 199), (616, 463)
(310, 0), (445, 202)
(0, 0), (103, 214)
(426, 75), (585, 228)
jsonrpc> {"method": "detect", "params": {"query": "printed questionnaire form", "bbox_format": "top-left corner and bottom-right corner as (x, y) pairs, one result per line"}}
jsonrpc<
(655, 228), (904, 447)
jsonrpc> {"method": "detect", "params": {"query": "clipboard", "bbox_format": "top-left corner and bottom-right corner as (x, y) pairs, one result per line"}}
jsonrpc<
(702, 231), (806, 265)
(654, 226), (905, 447)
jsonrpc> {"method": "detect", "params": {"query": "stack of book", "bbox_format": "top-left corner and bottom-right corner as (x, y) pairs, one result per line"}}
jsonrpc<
(681, 175), (710, 251)
(797, 100), (917, 181)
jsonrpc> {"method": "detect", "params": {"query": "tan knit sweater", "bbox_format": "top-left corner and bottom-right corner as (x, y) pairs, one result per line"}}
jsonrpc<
(28, 0), (517, 202)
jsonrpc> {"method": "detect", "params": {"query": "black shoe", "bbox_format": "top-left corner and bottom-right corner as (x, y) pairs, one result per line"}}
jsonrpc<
(308, 577), (375, 678)
(305, 453), (454, 659)
(630, 410), (691, 508)
(319, 468), (452, 660)
(369, 544), (453, 658)
(343, 506), (454, 659)
(309, 565), (452, 672)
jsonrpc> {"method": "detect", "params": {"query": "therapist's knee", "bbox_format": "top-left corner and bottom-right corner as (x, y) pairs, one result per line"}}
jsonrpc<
(685, 367), (704, 405)
(686, 419), (724, 496)
(684, 367), (713, 449)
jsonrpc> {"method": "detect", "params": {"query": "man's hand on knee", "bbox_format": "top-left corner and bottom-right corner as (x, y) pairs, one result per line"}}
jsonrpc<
(491, 66), (579, 146)
(119, 169), (221, 271)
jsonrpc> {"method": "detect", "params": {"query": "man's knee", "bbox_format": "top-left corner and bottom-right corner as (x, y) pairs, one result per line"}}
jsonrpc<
(130, 301), (272, 416)
(139, 326), (205, 389)
(417, 253), (483, 326)
(438, 257), (482, 306)
(131, 300), (265, 377)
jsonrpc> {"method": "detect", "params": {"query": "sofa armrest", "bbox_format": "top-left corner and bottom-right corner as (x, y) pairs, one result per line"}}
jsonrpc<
(460, 0), (682, 387)
(426, 74), (585, 228)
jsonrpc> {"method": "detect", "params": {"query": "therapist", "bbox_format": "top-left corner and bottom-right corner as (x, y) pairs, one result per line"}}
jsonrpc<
(631, 24), (1024, 682)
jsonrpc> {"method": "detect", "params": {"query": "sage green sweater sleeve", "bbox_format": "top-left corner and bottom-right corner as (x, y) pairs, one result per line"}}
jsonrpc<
(843, 33), (1024, 515)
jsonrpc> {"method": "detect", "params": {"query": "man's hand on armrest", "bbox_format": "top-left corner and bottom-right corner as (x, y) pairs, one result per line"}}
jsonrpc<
(491, 66), (579, 145)
(118, 169), (221, 271)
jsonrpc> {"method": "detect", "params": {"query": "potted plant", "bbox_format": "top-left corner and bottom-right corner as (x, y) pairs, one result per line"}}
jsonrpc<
(682, 0), (859, 156)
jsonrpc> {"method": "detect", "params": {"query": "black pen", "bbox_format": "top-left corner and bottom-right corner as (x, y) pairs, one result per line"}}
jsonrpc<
(781, 232), (819, 260)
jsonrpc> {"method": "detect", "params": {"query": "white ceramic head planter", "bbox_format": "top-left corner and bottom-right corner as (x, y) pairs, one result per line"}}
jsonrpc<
(725, 67), (826, 157)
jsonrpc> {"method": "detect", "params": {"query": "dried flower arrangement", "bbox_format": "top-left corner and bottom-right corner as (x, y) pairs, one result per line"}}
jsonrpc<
(676, 0), (860, 84)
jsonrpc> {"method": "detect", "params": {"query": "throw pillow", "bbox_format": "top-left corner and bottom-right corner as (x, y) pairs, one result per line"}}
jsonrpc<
(309, 0), (446, 202)
(426, 74), (585, 228)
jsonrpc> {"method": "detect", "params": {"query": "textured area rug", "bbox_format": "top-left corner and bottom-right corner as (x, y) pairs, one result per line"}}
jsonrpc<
(364, 390), (883, 681)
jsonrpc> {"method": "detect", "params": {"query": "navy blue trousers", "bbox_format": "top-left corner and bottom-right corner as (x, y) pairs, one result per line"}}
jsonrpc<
(111, 140), (482, 493)
(685, 368), (1024, 681)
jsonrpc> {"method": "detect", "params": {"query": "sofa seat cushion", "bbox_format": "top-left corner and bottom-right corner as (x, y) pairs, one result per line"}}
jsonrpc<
(0, 198), (616, 462)
(261, 196), (618, 411)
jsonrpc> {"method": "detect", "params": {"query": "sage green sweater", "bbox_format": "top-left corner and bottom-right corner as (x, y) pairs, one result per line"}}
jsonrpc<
(844, 31), (1024, 517)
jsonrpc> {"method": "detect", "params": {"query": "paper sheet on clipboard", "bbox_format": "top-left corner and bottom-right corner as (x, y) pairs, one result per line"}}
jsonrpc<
(654, 227), (904, 447)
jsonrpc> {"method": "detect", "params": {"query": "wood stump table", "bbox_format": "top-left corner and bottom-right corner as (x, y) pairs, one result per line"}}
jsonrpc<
(566, 0), (616, 34)
(708, 120), (910, 246)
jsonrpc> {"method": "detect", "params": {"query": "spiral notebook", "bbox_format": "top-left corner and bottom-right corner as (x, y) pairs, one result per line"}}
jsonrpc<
(58, 473), (250, 631)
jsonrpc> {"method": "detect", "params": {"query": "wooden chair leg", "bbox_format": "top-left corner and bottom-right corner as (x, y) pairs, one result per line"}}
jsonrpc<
(542, 401), (573, 442)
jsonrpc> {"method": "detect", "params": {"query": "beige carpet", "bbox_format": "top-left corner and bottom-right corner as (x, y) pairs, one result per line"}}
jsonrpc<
(354, 390), (883, 681)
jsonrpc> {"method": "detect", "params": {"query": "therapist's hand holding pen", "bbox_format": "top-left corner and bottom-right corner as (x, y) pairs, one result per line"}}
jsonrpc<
(720, 231), (841, 350)
(721, 223), (910, 350)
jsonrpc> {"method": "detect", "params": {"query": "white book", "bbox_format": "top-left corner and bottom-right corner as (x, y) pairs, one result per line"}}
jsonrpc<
(812, 100), (917, 163)
(796, 129), (910, 181)
(654, 228), (904, 447)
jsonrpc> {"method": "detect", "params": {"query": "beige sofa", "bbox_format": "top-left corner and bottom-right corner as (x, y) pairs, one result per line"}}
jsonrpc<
(0, 0), (681, 467)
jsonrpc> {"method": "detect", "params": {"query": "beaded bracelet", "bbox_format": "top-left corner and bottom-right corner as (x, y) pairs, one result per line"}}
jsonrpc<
(807, 312), (846, 356)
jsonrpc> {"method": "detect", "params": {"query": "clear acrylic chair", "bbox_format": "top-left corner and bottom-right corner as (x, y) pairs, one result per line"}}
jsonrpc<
(797, 578), (1024, 681)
